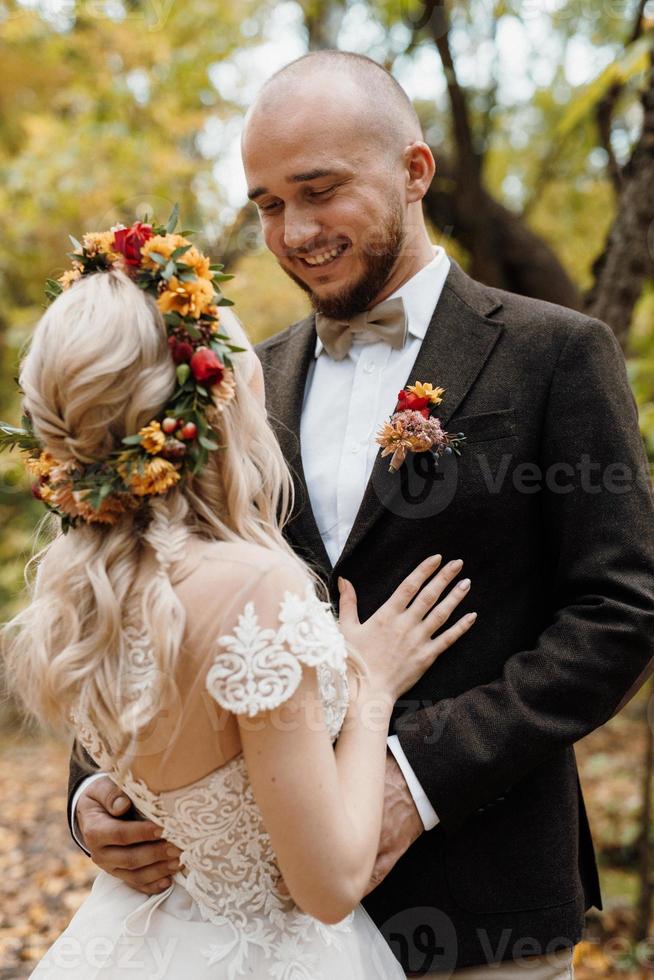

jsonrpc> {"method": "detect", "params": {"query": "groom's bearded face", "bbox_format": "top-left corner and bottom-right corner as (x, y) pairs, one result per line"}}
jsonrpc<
(242, 94), (414, 318)
(279, 195), (406, 319)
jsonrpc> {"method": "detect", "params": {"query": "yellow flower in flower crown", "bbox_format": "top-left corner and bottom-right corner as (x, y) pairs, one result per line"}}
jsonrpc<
(139, 420), (165, 455)
(407, 382), (445, 406)
(58, 267), (83, 290)
(157, 276), (215, 320)
(26, 451), (58, 478)
(140, 234), (192, 270)
(121, 457), (181, 497)
(183, 246), (213, 281)
(82, 231), (118, 258)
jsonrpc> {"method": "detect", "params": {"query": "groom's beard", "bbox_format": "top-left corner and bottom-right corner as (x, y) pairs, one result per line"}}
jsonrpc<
(279, 202), (406, 320)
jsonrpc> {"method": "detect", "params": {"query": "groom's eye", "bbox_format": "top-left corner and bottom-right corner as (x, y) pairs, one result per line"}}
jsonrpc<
(308, 186), (336, 199)
(259, 200), (283, 213)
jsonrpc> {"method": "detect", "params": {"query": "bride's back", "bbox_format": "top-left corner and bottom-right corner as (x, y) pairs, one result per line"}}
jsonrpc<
(123, 537), (307, 794)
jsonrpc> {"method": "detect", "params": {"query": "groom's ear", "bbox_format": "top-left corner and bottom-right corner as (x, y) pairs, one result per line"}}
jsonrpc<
(403, 142), (436, 203)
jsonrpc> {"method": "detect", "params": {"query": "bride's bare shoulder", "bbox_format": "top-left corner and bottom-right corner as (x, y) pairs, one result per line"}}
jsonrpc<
(174, 537), (309, 607)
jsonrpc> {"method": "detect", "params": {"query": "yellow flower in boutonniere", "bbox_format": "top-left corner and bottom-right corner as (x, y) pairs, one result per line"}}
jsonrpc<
(138, 420), (166, 455)
(407, 382), (445, 406)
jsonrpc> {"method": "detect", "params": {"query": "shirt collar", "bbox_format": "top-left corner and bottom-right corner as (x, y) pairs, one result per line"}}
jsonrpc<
(313, 245), (449, 359)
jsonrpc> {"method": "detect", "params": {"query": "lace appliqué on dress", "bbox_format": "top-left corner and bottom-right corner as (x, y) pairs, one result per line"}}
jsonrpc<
(206, 583), (349, 740)
(71, 585), (354, 980)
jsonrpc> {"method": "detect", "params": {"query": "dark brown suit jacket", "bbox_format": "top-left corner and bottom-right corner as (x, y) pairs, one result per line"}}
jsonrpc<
(69, 259), (654, 973)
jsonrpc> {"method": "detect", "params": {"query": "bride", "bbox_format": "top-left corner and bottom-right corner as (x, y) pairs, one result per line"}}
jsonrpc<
(1, 217), (475, 979)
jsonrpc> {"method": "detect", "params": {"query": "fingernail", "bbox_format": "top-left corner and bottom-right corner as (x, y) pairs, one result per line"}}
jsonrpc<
(158, 878), (171, 889)
(166, 846), (179, 858)
(153, 827), (164, 838)
(452, 559), (463, 570)
(337, 576), (344, 591)
(433, 554), (442, 563)
(168, 860), (180, 871)
(111, 796), (129, 813)
(467, 612), (477, 622)
(458, 578), (471, 591)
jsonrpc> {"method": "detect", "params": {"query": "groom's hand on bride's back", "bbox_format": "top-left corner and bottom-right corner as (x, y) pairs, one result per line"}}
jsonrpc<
(76, 776), (183, 895)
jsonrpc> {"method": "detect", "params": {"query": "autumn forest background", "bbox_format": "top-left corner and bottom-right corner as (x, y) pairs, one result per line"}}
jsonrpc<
(1, 0), (654, 975)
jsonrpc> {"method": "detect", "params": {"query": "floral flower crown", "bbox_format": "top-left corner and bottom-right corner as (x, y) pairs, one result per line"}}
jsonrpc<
(0, 205), (244, 530)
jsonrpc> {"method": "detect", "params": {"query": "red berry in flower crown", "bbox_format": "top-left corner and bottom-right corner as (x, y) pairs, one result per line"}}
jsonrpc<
(179, 422), (198, 441)
(161, 437), (187, 461)
(190, 347), (224, 387)
(162, 417), (179, 435)
(172, 341), (194, 365)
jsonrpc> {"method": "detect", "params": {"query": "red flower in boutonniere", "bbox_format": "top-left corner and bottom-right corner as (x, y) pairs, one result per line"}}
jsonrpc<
(376, 381), (466, 473)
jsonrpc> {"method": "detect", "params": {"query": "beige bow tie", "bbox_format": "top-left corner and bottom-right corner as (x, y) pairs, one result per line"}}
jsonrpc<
(315, 297), (408, 361)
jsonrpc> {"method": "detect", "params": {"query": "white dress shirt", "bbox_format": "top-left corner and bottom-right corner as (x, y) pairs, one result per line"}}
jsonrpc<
(70, 246), (449, 848)
(300, 245), (450, 830)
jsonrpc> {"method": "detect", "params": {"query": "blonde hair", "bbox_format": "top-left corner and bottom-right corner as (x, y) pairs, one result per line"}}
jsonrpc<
(2, 268), (319, 756)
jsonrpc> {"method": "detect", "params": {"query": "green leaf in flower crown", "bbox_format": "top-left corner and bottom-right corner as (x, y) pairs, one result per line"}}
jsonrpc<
(199, 435), (219, 451)
(212, 272), (234, 282)
(0, 422), (40, 452)
(217, 297), (234, 306)
(182, 320), (200, 339)
(171, 244), (192, 261)
(163, 260), (176, 280)
(69, 234), (83, 252)
(163, 311), (182, 327)
(177, 271), (198, 283)
(195, 384), (208, 398)
(121, 433), (143, 446)
(45, 278), (63, 301)
(166, 203), (180, 234)
(149, 251), (168, 266)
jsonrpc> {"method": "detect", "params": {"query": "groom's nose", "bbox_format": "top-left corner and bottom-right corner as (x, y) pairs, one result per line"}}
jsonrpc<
(283, 206), (322, 251)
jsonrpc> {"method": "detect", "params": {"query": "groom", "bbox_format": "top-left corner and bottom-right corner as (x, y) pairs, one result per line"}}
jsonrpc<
(68, 52), (654, 976)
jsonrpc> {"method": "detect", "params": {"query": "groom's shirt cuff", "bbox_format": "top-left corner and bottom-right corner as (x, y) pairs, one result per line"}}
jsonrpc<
(387, 735), (439, 830)
(70, 772), (107, 854)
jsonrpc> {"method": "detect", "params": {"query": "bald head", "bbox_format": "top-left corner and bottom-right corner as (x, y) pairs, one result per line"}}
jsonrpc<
(246, 51), (422, 155)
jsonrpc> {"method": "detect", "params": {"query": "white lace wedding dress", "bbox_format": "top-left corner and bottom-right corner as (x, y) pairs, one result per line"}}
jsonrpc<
(31, 551), (404, 980)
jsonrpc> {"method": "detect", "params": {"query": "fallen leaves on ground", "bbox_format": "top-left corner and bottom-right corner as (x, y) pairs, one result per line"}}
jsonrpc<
(0, 735), (97, 978)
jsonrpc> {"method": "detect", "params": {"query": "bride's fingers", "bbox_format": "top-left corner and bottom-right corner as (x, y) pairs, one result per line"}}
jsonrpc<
(409, 559), (464, 618)
(421, 575), (471, 637)
(427, 610), (477, 660)
(388, 554), (442, 611)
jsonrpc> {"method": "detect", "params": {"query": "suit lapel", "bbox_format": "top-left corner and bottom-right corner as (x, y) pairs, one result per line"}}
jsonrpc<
(333, 260), (505, 571)
(264, 317), (333, 578)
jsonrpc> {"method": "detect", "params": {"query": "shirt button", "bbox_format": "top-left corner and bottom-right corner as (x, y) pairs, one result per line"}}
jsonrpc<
(363, 362), (375, 374)
(350, 443), (360, 454)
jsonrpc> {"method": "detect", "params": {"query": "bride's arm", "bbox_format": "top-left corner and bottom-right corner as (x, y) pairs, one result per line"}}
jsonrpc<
(234, 558), (474, 924)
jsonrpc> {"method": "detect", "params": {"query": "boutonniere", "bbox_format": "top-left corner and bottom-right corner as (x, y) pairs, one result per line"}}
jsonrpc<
(375, 381), (466, 473)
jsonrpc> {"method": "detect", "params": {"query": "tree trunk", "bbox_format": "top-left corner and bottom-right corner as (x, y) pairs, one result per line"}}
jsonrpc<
(584, 54), (654, 349)
(424, 155), (583, 308)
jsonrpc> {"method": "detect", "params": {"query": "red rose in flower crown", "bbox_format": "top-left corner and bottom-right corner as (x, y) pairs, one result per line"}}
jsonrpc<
(113, 222), (153, 267)
(190, 347), (225, 387)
